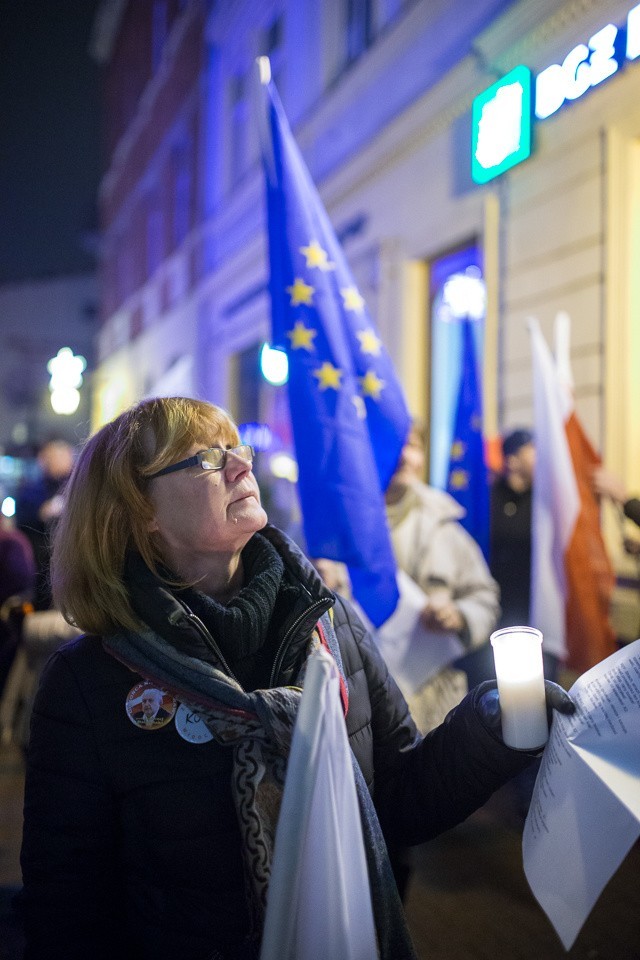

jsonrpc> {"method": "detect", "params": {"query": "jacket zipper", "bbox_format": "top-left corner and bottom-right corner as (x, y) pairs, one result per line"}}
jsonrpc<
(170, 609), (242, 687)
(268, 597), (331, 687)
(171, 596), (332, 690)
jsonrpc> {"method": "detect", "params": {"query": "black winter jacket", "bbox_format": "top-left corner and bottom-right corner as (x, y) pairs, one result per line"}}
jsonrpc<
(20, 527), (531, 960)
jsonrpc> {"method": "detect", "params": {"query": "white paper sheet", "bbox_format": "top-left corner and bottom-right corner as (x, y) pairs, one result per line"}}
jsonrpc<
(522, 639), (640, 950)
(374, 570), (465, 698)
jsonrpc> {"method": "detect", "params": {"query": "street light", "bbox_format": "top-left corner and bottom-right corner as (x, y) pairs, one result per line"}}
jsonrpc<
(47, 347), (87, 415)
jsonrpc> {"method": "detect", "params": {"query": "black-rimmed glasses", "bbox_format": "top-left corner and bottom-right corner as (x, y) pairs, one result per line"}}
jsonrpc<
(148, 444), (255, 479)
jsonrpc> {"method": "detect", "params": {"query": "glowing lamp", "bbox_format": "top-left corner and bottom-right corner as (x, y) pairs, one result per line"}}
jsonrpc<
(50, 387), (81, 415)
(260, 343), (289, 385)
(47, 347), (86, 415)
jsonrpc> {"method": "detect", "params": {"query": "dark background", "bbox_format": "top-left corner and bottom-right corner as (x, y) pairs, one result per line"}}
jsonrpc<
(0, 2), (102, 284)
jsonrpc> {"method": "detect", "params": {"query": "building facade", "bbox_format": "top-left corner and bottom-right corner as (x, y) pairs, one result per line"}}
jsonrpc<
(92, 0), (640, 635)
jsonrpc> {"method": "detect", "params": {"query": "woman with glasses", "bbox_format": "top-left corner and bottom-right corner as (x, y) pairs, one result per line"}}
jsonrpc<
(20, 395), (573, 960)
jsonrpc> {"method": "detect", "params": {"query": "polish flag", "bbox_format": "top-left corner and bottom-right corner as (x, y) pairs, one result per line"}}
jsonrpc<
(529, 315), (616, 670)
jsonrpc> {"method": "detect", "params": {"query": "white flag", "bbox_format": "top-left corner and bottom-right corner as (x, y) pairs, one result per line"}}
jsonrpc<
(260, 647), (378, 960)
(528, 317), (580, 660)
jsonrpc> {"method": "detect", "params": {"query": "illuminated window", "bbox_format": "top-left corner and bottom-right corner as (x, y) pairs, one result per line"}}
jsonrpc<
(429, 244), (485, 488)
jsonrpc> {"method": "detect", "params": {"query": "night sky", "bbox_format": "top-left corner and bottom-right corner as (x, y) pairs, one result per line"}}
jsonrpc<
(0, 2), (102, 284)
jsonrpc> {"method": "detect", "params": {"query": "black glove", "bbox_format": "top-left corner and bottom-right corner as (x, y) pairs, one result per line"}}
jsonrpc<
(473, 679), (576, 747)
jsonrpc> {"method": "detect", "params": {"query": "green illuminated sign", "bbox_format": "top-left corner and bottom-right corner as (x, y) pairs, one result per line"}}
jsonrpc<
(471, 65), (533, 185)
(471, 5), (640, 183)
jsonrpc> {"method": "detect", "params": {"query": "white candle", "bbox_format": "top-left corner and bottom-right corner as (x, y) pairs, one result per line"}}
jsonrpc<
(490, 626), (548, 750)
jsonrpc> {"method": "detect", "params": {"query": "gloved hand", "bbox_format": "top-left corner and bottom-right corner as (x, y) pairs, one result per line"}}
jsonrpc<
(473, 679), (576, 748)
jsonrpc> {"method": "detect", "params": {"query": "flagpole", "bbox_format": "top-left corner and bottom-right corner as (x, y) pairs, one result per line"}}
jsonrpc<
(255, 57), (275, 183)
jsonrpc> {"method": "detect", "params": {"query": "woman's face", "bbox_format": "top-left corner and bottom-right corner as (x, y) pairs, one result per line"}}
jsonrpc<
(393, 429), (426, 487)
(147, 441), (268, 563)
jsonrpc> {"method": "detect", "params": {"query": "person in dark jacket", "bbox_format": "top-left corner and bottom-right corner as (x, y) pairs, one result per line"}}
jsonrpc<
(489, 428), (535, 632)
(14, 439), (74, 610)
(20, 397), (573, 960)
(0, 516), (36, 695)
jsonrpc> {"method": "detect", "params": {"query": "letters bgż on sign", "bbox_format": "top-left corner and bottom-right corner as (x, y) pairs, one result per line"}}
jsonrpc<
(471, 2), (640, 184)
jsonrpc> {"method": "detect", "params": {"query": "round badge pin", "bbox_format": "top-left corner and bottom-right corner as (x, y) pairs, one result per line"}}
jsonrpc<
(174, 703), (214, 744)
(125, 682), (177, 730)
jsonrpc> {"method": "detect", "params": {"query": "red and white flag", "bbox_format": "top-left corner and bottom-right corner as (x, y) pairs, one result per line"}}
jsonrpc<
(529, 316), (616, 670)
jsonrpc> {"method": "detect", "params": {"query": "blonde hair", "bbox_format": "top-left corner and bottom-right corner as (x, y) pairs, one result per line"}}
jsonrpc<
(51, 396), (239, 635)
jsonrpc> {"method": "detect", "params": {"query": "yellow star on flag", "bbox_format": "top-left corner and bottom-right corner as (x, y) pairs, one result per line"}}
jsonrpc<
(286, 277), (315, 306)
(356, 329), (382, 356)
(449, 469), (469, 491)
(341, 286), (365, 314)
(299, 240), (335, 271)
(313, 362), (343, 391)
(450, 440), (465, 461)
(287, 320), (317, 351)
(359, 369), (385, 400)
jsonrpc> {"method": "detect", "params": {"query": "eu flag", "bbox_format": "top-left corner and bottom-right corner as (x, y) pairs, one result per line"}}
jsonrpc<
(446, 319), (489, 558)
(258, 63), (411, 626)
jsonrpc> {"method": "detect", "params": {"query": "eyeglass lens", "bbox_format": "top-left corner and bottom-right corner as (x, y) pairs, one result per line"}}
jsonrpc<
(201, 445), (254, 470)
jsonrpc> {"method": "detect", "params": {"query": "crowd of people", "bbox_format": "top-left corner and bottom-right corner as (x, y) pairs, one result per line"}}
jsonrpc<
(0, 440), (76, 736)
(13, 440), (75, 611)
(0, 396), (635, 960)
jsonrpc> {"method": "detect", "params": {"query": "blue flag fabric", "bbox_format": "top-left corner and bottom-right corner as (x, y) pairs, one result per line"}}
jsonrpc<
(446, 319), (489, 559)
(260, 74), (411, 626)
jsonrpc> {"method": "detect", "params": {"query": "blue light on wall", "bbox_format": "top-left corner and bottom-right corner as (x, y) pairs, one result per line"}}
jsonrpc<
(260, 342), (289, 385)
(238, 421), (274, 451)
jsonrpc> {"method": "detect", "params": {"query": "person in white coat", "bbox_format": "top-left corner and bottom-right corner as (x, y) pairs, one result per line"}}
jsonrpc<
(385, 420), (500, 735)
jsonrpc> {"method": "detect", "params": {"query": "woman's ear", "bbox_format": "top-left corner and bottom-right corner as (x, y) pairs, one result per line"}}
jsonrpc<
(147, 516), (159, 533)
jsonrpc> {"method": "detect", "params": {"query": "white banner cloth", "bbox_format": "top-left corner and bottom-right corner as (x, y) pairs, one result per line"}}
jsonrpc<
(523, 639), (640, 949)
(375, 570), (464, 698)
(260, 647), (378, 960)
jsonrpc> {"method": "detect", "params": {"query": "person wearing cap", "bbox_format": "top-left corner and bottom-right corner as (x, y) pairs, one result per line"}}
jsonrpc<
(489, 429), (536, 635)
